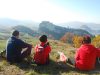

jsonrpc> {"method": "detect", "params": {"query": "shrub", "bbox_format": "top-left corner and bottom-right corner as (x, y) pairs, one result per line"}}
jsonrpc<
(92, 35), (100, 48)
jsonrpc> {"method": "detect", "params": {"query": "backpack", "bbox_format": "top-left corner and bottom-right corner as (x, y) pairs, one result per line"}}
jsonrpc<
(34, 42), (50, 64)
(36, 42), (49, 52)
(57, 51), (67, 62)
(0, 50), (6, 58)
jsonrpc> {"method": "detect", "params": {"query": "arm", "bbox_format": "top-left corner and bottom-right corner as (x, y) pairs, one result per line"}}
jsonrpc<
(75, 48), (80, 61)
(47, 42), (51, 53)
(17, 39), (32, 48)
(48, 46), (51, 53)
(44, 45), (51, 56)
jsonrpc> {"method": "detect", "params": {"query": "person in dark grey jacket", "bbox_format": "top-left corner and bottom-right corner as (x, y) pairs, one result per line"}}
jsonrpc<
(6, 30), (32, 63)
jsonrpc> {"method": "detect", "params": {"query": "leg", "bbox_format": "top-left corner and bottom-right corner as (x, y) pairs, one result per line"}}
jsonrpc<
(7, 56), (22, 63)
(67, 57), (75, 65)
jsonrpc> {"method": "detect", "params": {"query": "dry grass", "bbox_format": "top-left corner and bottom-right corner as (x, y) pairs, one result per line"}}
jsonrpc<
(0, 38), (100, 75)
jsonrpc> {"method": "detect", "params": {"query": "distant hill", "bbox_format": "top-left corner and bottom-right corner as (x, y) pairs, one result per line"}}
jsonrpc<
(0, 18), (39, 30)
(59, 21), (100, 30)
(0, 27), (11, 39)
(0, 25), (39, 39)
(0, 26), (11, 33)
(12, 25), (39, 37)
(39, 21), (92, 39)
(0, 18), (99, 35)
(80, 25), (92, 32)
(80, 25), (100, 35)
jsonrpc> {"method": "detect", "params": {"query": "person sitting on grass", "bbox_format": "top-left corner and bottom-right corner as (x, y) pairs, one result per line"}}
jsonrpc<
(33, 35), (51, 65)
(6, 30), (32, 63)
(57, 35), (100, 71)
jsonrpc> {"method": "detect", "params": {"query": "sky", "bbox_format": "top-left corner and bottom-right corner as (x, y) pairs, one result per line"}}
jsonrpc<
(0, 0), (100, 23)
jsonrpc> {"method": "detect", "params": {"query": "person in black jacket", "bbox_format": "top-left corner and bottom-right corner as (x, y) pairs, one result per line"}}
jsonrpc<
(6, 30), (32, 63)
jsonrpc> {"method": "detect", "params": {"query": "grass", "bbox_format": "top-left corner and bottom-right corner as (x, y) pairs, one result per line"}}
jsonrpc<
(0, 40), (6, 53)
(0, 37), (100, 75)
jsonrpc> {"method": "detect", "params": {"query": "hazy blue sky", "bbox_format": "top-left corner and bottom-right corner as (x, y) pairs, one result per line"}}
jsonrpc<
(0, 0), (100, 23)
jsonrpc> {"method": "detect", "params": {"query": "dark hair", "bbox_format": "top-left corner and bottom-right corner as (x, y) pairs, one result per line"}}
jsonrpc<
(39, 35), (47, 42)
(82, 35), (91, 44)
(12, 30), (19, 36)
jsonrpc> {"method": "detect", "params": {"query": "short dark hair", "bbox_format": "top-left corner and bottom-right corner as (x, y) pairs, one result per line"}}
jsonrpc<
(12, 30), (19, 36)
(82, 35), (91, 44)
(39, 35), (47, 42)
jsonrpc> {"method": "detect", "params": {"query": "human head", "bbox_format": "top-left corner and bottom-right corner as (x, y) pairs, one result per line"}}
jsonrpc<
(82, 35), (91, 44)
(12, 30), (19, 38)
(39, 35), (47, 43)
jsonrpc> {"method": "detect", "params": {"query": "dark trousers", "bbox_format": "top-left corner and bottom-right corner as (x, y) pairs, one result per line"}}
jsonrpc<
(7, 46), (32, 63)
(21, 45), (32, 59)
(68, 57), (100, 66)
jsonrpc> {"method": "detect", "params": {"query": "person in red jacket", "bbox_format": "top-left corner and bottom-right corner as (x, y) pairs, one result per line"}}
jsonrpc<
(33, 35), (51, 65)
(57, 35), (100, 71)
(75, 36), (100, 70)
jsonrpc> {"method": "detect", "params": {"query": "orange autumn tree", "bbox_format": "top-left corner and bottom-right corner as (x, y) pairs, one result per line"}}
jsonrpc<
(60, 32), (74, 44)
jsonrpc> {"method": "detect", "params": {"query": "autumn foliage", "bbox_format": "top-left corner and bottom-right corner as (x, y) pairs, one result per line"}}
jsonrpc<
(72, 35), (83, 48)
(92, 35), (100, 48)
(60, 32), (74, 43)
(60, 32), (83, 48)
